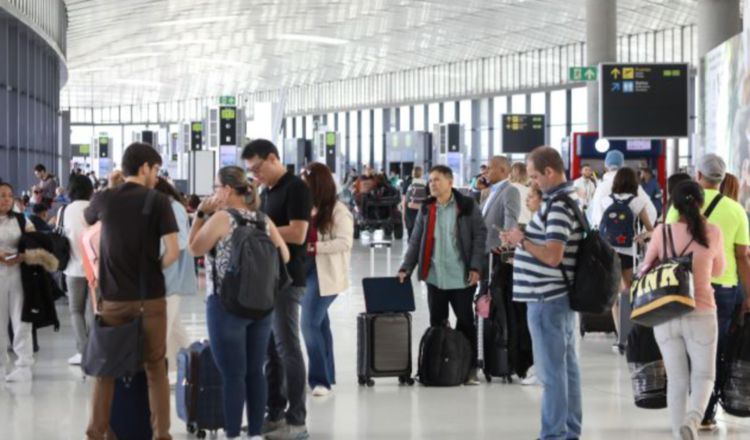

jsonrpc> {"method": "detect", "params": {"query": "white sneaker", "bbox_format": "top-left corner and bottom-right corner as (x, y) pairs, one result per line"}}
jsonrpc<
(168, 371), (178, 387)
(521, 373), (539, 386)
(6, 367), (32, 382)
(68, 353), (82, 365)
(311, 386), (330, 397)
(248, 436), (263, 440)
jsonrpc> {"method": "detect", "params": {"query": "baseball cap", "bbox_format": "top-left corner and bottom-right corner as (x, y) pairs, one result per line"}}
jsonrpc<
(697, 154), (726, 182)
(604, 150), (625, 169)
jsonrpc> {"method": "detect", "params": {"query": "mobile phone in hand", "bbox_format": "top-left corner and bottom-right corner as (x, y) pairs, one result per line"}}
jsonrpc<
(4, 253), (18, 261)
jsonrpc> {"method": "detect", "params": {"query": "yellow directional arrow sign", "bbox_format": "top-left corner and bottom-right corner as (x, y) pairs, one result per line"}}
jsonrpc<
(611, 68), (621, 79)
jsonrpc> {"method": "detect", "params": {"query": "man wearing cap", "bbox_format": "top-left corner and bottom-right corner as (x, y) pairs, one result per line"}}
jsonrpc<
(665, 154), (750, 431)
(588, 150), (657, 228)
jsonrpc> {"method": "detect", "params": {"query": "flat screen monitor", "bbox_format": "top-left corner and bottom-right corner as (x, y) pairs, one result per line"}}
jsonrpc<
(502, 114), (546, 153)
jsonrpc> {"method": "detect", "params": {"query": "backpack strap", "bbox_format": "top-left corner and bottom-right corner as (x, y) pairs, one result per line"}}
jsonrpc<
(542, 192), (589, 293)
(138, 190), (157, 309)
(703, 194), (723, 220)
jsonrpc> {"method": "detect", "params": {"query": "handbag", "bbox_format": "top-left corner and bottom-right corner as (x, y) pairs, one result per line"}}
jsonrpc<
(630, 224), (696, 327)
(81, 190), (156, 378)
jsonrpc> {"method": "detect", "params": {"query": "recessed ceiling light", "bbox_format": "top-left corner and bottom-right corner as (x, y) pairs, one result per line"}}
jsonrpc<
(277, 34), (349, 45)
(150, 16), (236, 27)
(102, 52), (163, 60)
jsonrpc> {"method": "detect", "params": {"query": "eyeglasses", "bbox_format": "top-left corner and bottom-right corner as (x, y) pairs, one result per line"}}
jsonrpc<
(248, 159), (265, 174)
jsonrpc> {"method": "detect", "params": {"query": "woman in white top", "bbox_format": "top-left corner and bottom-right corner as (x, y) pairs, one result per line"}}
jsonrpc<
(0, 182), (36, 382)
(300, 163), (354, 397)
(510, 162), (532, 225)
(61, 175), (95, 366)
(601, 167), (654, 341)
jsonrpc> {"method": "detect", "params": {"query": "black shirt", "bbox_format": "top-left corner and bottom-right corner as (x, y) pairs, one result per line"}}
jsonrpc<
(261, 172), (312, 287)
(84, 183), (178, 301)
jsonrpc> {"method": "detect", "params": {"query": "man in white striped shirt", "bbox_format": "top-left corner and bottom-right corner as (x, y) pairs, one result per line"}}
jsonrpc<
(501, 146), (583, 440)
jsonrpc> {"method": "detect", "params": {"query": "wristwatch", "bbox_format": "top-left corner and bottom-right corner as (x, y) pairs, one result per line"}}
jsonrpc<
(197, 210), (206, 219)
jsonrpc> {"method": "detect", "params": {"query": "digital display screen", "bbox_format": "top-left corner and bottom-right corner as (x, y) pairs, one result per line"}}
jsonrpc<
(600, 63), (689, 138)
(219, 106), (237, 146)
(502, 114), (546, 153)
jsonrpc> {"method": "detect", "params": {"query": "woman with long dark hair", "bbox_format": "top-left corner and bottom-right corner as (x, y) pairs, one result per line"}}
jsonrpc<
(604, 167), (654, 342)
(300, 162), (353, 396)
(639, 181), (725, 439)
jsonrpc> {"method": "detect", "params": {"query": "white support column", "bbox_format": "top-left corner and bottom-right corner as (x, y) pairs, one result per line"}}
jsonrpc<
(586, 0), (617, 132)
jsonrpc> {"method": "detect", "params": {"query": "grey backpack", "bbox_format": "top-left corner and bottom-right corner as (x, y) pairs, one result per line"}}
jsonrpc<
(211, 209), (283, 319)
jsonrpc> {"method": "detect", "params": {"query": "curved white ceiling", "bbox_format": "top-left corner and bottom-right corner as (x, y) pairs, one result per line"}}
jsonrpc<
(61, 0), (700, 108)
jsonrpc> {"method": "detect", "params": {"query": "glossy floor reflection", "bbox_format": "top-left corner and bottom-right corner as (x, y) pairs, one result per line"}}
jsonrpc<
(2, 235), (749, 439)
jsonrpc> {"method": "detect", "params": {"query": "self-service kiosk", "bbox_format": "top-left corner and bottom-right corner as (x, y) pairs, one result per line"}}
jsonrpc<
(385, 131), (432, 179)
(284, 138), (313, 174)
(569, 132), (666, 191)
(313, 131), (344, 183)
(94, 135), (113, 177)
(432, 123), (467, 185)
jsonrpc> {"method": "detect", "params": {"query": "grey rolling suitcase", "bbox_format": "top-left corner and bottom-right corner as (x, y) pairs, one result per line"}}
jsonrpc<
(357, 312), (414, 386)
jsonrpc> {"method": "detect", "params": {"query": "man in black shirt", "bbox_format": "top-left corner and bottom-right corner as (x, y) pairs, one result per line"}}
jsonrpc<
(243, 139), (312, 440)
(83, 143), (179, 440)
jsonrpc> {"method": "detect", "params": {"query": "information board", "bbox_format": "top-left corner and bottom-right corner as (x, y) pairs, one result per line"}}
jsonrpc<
(600, 63), (689, 139)
(219, 107), (237, 146)
(502, 114), (546, 153)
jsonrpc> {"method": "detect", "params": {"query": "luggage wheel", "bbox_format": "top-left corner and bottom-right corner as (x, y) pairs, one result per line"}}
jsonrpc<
(196, 429), (206, 439)
(366, 378), (375, 387)
(503, 375), (513, 384)
(187, 423), (196, 434)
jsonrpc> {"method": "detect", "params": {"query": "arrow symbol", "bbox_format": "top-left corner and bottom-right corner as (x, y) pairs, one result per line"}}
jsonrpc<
(611, 82), (621, 92)
(585, 69), (596, 80)
(611, 68), (621, 79)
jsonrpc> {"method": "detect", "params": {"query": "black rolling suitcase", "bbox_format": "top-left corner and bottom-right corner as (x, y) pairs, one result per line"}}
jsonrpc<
(357, 312), (414, 386)
(110, 371), (152, 440)
(477, 253), (513, 383)
(176, 341), (224, 438)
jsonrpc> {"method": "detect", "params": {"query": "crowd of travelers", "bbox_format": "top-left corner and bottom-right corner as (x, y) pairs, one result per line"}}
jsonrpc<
(2, 139), (750, 440)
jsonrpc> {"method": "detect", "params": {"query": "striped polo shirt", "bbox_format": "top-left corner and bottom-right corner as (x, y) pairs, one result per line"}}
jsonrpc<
(513, 181), (584, 303)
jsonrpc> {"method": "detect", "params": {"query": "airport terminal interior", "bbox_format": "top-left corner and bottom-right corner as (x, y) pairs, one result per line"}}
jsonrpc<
(2, 0), (750, 439)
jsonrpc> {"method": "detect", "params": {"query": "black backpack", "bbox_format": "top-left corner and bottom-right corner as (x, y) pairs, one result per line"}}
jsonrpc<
(600, 195), (637, 248)
(417, 325), (472, 386)
(211, 209), (283, 320)
(49, 204), (71, 271)
(721, 312), (750, 417)
(626, 325), (667, 409)
(543, 193), (621, 314)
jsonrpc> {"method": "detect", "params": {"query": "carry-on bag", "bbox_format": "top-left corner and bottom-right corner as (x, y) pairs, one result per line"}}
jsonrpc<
(356, 312), (413, 386)
(417, 325), (472, 387)
(110, 371), (152, 439)
(626, 325), (667, 409)
(630, 225), (695, 327)
(476, 253), (512, 383)
(176, 340), (225, 437)
(721, 313), (750, 417)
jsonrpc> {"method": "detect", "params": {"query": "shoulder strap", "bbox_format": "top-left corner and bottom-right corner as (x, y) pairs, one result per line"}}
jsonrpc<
(703, 194), (724, 220)
(56, 204), (68, 229)
(543, 193), (590, 234)
(665, 225), (678, 258)
(225, 208), (247, 226)
(138, 190), (157, 307)
(14, 212), (26, 233)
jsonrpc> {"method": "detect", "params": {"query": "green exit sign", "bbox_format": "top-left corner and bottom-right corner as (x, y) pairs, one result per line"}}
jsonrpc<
(219, 96), (236, 106)
(569, 67), (598, 82)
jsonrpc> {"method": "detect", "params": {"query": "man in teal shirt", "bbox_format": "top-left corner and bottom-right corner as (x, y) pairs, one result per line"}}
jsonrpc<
(399, 165), (487, 385)
(665, 154), (750, 430)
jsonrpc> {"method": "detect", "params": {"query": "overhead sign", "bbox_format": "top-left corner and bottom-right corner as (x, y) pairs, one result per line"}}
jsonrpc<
(98, 137), (110, 158)
(191, 121), (203, 151)
(219, 107), (237, 146)
(502, 114), (546, 153)
(569, 66), (598, 82)
(599, 63), (689, 139)
(219, 96), (236, 106)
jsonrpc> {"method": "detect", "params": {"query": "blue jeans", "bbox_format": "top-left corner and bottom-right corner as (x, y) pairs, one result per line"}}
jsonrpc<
(206, 294), (272, 437)
(526, 296), (582, 440)
(704, 284), (742, 421)
(301, 262), (338, 389)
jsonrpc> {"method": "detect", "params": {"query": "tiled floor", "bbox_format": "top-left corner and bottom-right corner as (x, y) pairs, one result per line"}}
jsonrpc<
(2, 234), (749, 439)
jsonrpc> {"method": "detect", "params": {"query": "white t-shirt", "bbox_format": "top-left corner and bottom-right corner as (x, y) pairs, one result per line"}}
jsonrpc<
(62, 200), (91, 278)
(511, 182), (532, 225)
(600, 193), (648, 256)
(588, 170), (657, 229)
(573, 176), (597, 207)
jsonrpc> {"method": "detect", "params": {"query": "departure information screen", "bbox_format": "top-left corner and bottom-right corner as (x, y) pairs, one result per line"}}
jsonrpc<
(502, 114), (545, 153)
(599, 63), (689, 139)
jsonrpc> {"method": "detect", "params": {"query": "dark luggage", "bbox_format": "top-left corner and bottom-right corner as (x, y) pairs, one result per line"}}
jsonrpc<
(362, 277), (415, 314)
(417, 325), (472, 387)
(626, 325), (667, 409)
(721, 313), (750, 417)
(176, 341), (224, 437)
(477, 253), (512, 383)
(357, 312), (414, 386)
(110, 371), (152, 440)
(579, 312), (616, 337)
(616, 292), (634, 354)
